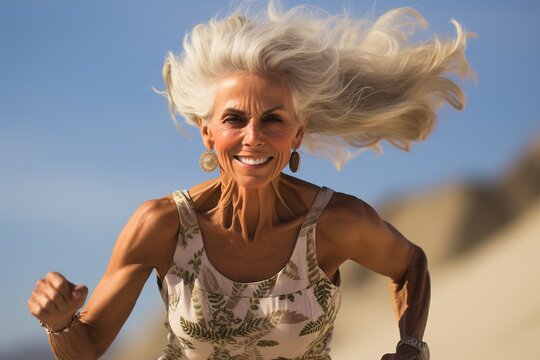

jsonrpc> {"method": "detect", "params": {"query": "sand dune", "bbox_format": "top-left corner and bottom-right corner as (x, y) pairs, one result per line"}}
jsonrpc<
(332, 197), (540, 359)
(377, 182), (472, 267)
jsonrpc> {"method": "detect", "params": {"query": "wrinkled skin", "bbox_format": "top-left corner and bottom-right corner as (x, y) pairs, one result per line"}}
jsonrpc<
(28, 72), (429, 360)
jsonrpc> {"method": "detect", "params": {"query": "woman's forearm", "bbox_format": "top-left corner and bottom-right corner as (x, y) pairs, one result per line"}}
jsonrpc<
(390, 245), (431, 340)
(47, 315), (103, 360)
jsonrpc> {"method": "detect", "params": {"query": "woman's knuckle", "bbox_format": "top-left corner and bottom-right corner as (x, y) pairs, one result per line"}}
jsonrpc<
(51, 291), (63, 303)
(54, 277), (68, 290)
(44, 301), (56, 313)
(34, 306), (46, 317)
(46, 272), (56, 280)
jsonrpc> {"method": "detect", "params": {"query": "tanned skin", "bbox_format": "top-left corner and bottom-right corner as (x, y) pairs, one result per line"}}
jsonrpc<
(28, 72), (429, 360)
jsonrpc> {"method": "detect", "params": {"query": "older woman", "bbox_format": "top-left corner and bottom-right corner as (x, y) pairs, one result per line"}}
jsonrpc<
(28, 3), (473, 360)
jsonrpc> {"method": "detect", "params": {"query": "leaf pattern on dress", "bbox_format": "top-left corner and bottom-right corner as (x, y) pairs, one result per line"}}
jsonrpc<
(170, 263), (195, 288)
(178, 223), (199, 248)
(253, 276), (278, 298)
(249, 276), (278, 311)
(202, 266), (221, 292)
(188, 248), (204, 276)
(178, 308), (312, 358)
(160, 187), (341, 360)
(283, 260), (301, 280)
(180, 317), (218, 342)
(314, 280), (333, 312)
(168, 293), (180, 312)
(298, 314), (327, 336)
(192, 286), (207, 327)
(305, 230), (321, 285)
(256, 340), (279, 347)
(300, 274), (340, 338)
(278, 293), (296, 302)
(178, 337), (196, 350)
(160, 341), (185, 359)
(227, 282), (248, 310)
(278, 310), (310, 324)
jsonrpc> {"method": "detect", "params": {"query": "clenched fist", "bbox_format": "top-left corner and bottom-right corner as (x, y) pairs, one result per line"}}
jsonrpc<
(381, 345), (423, 360)
(28, 272), (88, 332)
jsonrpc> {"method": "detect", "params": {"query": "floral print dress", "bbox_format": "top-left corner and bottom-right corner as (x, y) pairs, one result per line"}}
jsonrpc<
(157, 187), (341, 359)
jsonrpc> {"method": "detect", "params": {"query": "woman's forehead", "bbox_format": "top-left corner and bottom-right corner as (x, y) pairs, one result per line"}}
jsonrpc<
(213, 72), (294, 114)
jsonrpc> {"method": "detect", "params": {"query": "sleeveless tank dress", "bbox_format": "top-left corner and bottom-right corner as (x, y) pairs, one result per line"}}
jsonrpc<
(157, 187), (341, 359)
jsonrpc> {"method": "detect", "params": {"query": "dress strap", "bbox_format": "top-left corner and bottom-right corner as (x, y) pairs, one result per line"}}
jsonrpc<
(172, 190), (200, 249)
(295, 186), (336, 285)
(298, 186), (335, 238)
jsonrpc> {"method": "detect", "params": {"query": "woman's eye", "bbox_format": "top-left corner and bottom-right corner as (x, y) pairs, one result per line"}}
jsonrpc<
(224, 115), (244, 124)
(264, 115), (282, 123)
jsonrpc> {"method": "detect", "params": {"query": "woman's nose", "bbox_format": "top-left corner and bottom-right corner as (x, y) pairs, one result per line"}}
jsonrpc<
(242, 122), (265, 147)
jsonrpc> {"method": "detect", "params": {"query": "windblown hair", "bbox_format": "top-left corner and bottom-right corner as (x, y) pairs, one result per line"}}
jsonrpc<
(162, 2), (475, 169)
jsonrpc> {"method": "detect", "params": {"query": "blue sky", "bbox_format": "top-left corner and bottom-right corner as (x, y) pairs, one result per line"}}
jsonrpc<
(1, 0), (539, 354)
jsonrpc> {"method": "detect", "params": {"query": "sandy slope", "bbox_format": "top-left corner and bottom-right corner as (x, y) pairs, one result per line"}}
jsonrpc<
(378, 182), (472, 268)
(331, 198), (540, 359)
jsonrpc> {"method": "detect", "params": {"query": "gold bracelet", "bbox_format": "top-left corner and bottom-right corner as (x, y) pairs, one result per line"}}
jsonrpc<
(40, 312), (81, 335)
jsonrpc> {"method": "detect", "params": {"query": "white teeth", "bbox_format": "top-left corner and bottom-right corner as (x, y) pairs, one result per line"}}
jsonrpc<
(237, 156), (270, 165)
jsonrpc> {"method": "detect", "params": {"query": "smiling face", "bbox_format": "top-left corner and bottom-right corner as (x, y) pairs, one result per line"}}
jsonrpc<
(199, 72), (306, 189)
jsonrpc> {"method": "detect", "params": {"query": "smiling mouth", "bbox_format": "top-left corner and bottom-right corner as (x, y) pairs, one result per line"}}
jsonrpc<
(234, 156), (272, 166)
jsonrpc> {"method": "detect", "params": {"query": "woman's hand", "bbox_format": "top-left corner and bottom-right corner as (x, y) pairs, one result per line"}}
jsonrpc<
(381, 345), (422, 359)
(24, 198), (179, 359)
(28, 272), (88, 332)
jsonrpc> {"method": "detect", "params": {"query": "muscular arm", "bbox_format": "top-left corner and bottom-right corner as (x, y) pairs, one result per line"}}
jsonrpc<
(329, 194), (430, 342)
(47, 197), (178, 359)
(384, 222), (430, 340)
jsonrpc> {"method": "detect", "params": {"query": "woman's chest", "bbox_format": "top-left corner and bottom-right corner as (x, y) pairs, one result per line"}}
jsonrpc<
(196, 218), (340, 284)
(199, 221), (300, 283)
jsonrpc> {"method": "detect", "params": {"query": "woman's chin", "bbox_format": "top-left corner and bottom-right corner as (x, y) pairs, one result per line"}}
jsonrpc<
(230, 174), (277, 190)
(221, 165), (284, 190)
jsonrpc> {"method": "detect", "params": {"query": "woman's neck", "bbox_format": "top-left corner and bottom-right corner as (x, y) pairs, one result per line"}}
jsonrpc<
(222, 173), (304, 241)
(190, 174), (297, 242)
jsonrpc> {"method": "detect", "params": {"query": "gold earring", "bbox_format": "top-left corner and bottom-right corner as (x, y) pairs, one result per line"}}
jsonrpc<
(289, 147), (301, 173)
(199, 148), (218, 172)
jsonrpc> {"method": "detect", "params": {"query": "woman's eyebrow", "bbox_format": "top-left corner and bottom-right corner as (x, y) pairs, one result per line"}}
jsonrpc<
(261, 106), (285, 115)
(222, 105), (285, 117)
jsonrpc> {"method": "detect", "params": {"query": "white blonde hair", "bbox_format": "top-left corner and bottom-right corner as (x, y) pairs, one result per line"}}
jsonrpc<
(162, 2), (475, 169)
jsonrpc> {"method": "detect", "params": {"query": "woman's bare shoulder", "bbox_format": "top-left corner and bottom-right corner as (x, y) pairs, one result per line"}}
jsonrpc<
(122, 194), (180, 254)
(116, 194), (180, 277)
(318, 192), (386, 254)
(137, 194), (179, 230)
(323, 191), (380, 223)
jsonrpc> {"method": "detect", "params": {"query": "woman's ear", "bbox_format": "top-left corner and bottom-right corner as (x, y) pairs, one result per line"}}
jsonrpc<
(293, 117), (308, 149)
(198, 117), (214, 149)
